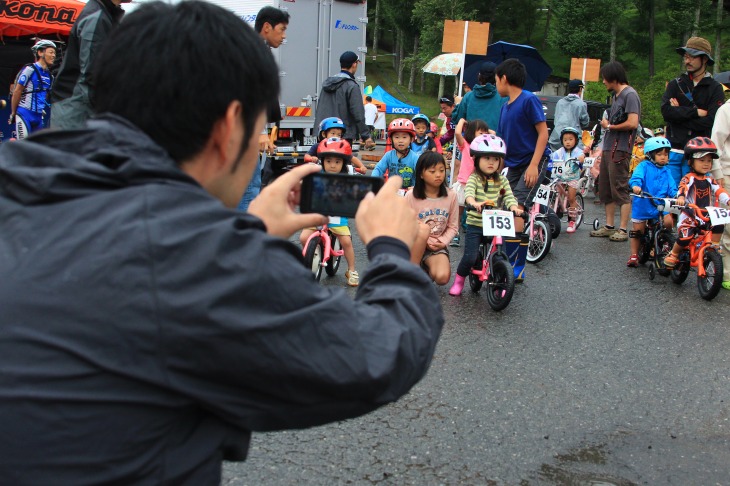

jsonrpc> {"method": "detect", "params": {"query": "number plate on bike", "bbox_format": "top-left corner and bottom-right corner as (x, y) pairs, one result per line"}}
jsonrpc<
(707, 206), (730, 225)
(482, 210), (515, 237)
(583, 157), (595, 168)
(533, 184), (551, 206)
(552, 161), (564, 177)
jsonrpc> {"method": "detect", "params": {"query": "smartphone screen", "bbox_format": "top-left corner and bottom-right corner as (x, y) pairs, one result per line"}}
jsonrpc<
(300, 173), (384, 218)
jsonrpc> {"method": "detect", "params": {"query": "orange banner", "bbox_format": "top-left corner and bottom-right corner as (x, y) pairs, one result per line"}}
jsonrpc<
(0, 0), (85, 38)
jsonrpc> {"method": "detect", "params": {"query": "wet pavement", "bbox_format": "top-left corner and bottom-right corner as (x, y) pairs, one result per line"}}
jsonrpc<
(224, 197), (730, 485)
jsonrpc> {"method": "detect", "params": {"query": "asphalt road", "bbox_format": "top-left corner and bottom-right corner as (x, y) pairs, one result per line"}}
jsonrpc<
(224, 197), (730, 485)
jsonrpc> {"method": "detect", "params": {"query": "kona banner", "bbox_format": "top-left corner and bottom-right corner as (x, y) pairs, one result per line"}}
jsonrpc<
(0, 0), (84, 37)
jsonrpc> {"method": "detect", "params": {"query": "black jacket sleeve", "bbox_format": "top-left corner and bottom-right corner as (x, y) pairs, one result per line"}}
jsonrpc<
(152, 201), (442, 432)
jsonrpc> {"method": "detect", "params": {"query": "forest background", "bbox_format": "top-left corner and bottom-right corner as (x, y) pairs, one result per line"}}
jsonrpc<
(367, 0), (730, 128)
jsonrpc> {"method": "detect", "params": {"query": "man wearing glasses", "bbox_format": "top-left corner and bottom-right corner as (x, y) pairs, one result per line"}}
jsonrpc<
(661, 36), (724, 185)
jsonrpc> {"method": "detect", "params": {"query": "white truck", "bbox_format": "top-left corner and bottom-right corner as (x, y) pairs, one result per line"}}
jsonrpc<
(211, 0), (368, 160)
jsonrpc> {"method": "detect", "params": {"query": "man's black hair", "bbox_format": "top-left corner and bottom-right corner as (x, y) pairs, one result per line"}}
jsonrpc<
(93, 1), (279, 165)
(568, 84), (581, 94)
(600, 61), (629, 85)
(254, 6), (290, 34)
(494, 59), (526, 88)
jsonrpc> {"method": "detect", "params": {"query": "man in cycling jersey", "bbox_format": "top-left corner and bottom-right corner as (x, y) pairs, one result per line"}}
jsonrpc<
(8, 40), (56, 139)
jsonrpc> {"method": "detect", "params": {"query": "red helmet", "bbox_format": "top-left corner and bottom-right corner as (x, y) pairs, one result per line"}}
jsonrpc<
(684, 136), (719, 162)
(317, 137), (352, 161)
(387, 118), (416, 138)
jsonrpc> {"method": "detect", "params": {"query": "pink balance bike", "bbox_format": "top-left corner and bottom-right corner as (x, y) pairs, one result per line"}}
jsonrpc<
(302, 221), (344, 282)
(465, 203), (521, 311)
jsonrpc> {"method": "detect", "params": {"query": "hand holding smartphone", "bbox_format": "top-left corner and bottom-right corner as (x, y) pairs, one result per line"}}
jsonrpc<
(300, 172), (384, 218)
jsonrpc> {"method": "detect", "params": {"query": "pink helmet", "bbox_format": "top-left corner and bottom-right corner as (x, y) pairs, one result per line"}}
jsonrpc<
(430, 122), (439, 134)
(470, 134), (506, 158)
(387, 118), (416, 138)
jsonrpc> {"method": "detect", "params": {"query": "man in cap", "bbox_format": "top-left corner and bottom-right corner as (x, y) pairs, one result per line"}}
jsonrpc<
(314, 51), (375, 150)
(661, 36), (725, 185)
(452, 61), (506, 132)
(548, 79), (589, 151)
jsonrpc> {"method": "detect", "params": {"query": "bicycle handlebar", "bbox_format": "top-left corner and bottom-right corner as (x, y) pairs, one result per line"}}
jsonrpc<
(465, 203), (526, 219)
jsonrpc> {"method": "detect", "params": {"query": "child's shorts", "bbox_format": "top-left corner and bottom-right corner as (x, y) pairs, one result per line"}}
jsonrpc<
(450, 181), (466, 206)
(329, 225), (351, 237)
(422, 248), (449, 264)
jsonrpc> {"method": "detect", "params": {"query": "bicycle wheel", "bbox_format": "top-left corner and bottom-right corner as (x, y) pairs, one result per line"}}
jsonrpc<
(324, 235), (342, 276)
(469, 245), (484, 292)
(637, 228), (653, 265)
(654, 230), (675, 277)
(303, 236), (324, 282)
(526, 219), (552, 263)
(697, 248), (723, 300)
(546, 208), (561, 239)
(572, 193), (584, 229)
(486, 257), (515, 311)
(670, 252), (690, 284)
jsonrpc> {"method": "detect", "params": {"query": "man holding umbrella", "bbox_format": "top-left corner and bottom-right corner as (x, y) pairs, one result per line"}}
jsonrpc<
(661, 37), (724, 185)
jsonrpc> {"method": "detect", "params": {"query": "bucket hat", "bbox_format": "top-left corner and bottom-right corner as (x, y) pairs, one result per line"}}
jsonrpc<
(676, 37), (714, 65)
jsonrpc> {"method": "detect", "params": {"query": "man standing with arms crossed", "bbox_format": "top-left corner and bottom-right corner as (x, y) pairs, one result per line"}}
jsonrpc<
(661, 37), (724, 186)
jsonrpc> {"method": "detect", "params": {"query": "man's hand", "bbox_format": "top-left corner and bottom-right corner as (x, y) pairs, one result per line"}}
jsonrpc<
(697, 108), (708, 117)
(8, 113), (15, 125)
(670, 97), (680, 107)
(247, 163), (327, 238)
(524, 165), (539, 188)
(600, 118), (609, 129)
(356, 176), (418, 248)
(258, 133), (275, 154)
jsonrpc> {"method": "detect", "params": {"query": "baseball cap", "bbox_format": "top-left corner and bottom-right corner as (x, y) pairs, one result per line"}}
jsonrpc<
(479, 61), (496, 76)
(568, 79), (584, 91)
(676, 37), (715, 65)
(340, 51), (360, 67)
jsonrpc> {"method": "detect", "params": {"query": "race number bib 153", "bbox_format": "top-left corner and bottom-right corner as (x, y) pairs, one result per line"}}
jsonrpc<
(533, 184), (551, 207)
(707, 206), (730, 226)
(482, 210), (516, 237)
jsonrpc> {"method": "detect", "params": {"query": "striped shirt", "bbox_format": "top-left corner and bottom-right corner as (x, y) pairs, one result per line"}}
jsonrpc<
(465, 173), (518, 227)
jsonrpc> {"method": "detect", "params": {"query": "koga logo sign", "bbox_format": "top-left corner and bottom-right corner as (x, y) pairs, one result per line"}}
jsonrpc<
(0, 1), (77, 25)
(334, 20), (358, 31)
(391, 107), (417, 114)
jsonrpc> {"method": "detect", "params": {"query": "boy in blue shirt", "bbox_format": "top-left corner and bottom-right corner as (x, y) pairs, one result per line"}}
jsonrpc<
(372, 118), (420, 188)
(495, 59), (550, 281)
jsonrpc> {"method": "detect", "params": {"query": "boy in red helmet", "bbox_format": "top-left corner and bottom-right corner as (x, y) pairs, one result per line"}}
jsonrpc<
(664, 137), (730, 268)
(372, 118), (420, 188)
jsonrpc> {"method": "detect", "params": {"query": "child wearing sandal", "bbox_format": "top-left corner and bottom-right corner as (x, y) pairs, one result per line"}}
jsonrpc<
(299, 138), (360, 286)
(664, 137), (730, 268)
(627, 137), (676, 267)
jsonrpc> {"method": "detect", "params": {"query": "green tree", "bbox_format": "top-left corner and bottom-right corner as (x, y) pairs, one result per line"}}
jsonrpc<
(548, 0), (616, 59)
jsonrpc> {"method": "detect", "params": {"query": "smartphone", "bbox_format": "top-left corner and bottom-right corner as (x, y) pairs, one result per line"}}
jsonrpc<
(300, 172), (384, 218)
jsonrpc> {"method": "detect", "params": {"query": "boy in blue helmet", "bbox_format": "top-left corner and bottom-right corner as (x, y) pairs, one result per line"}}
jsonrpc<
(627, 136), (676, 267)
(410, 114), (437, 156)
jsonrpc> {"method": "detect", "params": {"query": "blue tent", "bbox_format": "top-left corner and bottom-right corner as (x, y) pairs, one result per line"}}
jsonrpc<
(371, 85), (419, 115)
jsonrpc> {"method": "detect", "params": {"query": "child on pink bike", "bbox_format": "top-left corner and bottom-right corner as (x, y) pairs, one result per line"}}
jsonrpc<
(299, 138), (360, 286)
(449, 134), (521, 296)
(406, 152), (459, 285)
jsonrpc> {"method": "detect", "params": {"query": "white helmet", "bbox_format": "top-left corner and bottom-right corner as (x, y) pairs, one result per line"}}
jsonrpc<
(31, 39), (56, 54)
(470, 134), (506, 158)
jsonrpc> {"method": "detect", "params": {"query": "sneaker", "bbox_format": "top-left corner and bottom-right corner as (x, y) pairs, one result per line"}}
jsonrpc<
(609, 229), (629, 242)
(590, 225), (615, 237)
(345, 270), (359, 287)
(566, 221), (576, 233)
(663, 253), (679, 268)
(627, 254), (639, 267)
(450, 235), (460, 247)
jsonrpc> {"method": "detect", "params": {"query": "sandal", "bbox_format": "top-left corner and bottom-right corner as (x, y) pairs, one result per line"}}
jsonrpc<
(609, 229), (628, 242)
(664, 253), (679, 268)
(722, 281), (730, 291)
(627, 254), (639, 267)
(345, 270), (359, 287)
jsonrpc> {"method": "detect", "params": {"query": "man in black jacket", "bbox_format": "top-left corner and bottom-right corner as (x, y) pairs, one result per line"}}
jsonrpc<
(50, 0), (128, 129)
(661, 36), (725, 185)
(0, 2), (442, 484)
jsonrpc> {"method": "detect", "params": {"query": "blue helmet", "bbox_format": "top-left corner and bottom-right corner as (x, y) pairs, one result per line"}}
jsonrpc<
(560, 126), (581, 141)
(644, 136), (671, 156)
(411, 114), (431, 132)
(319, 117), (346, 134)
